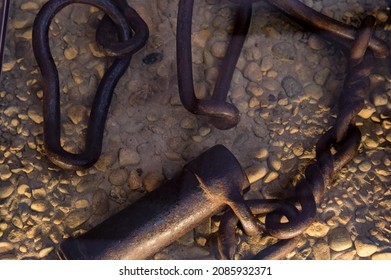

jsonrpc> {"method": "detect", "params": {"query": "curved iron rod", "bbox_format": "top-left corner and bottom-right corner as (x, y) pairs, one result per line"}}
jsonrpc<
(177, 0), (252, 130)
(32, 0), (147, 169)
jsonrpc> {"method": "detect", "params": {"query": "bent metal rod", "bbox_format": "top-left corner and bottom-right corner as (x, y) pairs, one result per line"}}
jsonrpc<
(32, 0), (149, 170)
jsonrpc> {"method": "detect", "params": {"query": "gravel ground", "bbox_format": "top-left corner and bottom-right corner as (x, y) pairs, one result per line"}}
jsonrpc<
(0, 0), (390, 260)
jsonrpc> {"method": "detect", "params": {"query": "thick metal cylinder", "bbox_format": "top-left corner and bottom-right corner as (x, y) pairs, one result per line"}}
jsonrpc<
(58, 145), (250, 260)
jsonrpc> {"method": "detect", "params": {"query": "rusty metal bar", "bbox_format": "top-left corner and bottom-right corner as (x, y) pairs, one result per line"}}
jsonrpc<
(263, 0), (389, 58)
(57, 145), (259, 260)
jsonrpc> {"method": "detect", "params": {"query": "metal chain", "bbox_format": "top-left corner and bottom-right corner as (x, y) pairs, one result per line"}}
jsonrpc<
(217, 15), (378, 260)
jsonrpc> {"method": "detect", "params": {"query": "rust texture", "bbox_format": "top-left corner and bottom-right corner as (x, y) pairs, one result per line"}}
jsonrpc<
(30, 0), (390, 260)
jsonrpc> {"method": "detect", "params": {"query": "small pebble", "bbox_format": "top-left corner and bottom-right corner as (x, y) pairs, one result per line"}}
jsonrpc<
(262, 25), (281, 39)
(312, 240), (331, 260)
(210, 41), (227, 58)
(109, 187), (128, 204)
(64, 210), (91, 229)
(373, 92), (388, 106)
(354, 238), (378, 257)
(143, 172), (164, 192)
(64, 46), (78, 60)
(248, 97), (259, 108)
(314, 68), (330, 86)
(281, 75), (303, 98)
(142, 52), (164, 65)
(11, 13), (34, 29)
(247, 83), (264, 97)
(328, 227), (352, 252)
(180, 117), (197, 129)
(304, 84), (323, 100)
(108, 169), (128, 186)
(305, 221), (330, 238)
(128, 170), (142, 190)
(364, 137), (378, 148)
(0, 184), (14, 199)
(119, 148), (141, 166)
(21, 2), (40, 10)
(358, 106), (376, 119)
(371, 252), (391, 260)
(292, 142), (304, 157)
(245, 163), (267, 184)
(30, 201), (47, 213)
(271, 41), (295, 61)
(255, 148), (268, 159)
(12, 216), (23, 229)
(262, 78), (280, 91)
(243, 62), (263, 82)
(38, 247), (54, 258)
(67, 104), (87, 124)
(75, 199), (89, 209)
(263, 171), (279, 183)
(308, 34), (326, 50)
(0, 242), (14, 254)
(358, 161), (371, 172)
(267, 157), (281, 171)
(198, 127), (211, 137)
(27, 105), (43, 124)
(92, 189), (109, 216)
(260, 55), (273, 72)
(94, 154), (115, 172)
(192, 29), (212, 48)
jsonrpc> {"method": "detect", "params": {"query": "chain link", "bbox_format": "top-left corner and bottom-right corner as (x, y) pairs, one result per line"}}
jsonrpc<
(217, 14), (379, 260)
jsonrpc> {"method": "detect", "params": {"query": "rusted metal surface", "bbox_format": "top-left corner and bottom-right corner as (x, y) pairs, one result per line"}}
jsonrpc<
(57, 145), (259, 260)
(176, 0), (252, 130)
(32, 0), (148, 170)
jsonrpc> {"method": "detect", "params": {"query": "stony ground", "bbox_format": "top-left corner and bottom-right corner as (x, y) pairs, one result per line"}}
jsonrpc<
(0, 0), (390, 260)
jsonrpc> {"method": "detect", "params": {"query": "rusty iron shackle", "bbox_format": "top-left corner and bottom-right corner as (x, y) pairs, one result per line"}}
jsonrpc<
(32, 0), (148, 170)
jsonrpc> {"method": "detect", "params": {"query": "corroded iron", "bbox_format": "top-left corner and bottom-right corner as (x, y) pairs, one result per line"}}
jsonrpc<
(57, 145), (260, 260)
(32, 0), (148, 170)
(30, 0), (390, 260)
(217, 15), (379, 260)
(176, 0), (252, 130)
